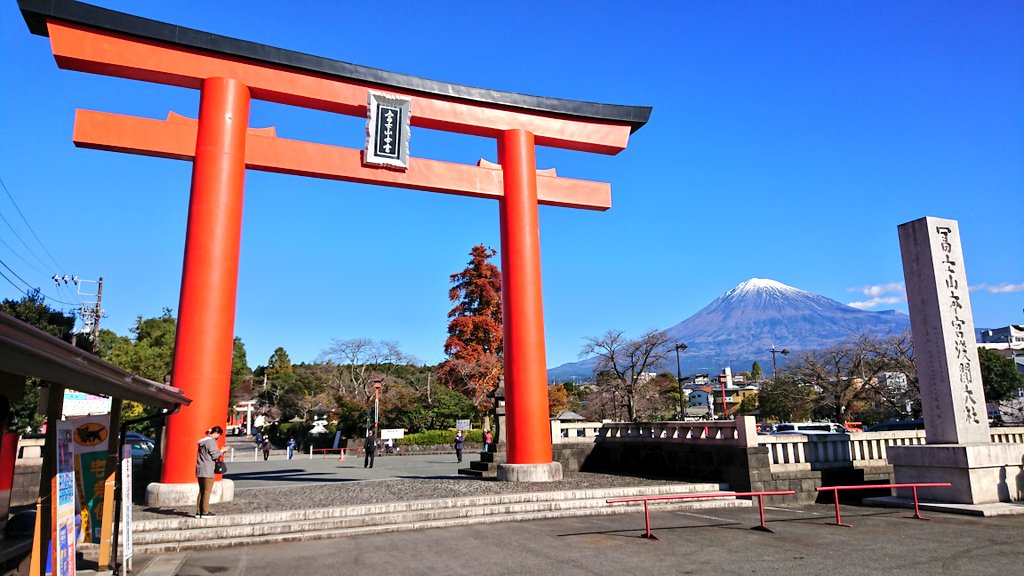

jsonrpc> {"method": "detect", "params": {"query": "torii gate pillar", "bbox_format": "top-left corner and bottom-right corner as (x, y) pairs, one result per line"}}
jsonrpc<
(162, 78), (250, 488)
(497, 130), (561, 480)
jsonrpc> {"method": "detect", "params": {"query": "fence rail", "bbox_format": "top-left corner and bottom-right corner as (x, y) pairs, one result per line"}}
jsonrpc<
(607, 490), (796, 537)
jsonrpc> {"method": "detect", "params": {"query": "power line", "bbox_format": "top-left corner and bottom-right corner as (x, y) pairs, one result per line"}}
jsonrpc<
(0, 258), (81, 306)
(0, 211), (49, 274)
(0, 177), (65, 271)
(0, 236), (49, 277)
(0, 257), (35, 292)
(0, 269), (32, 299)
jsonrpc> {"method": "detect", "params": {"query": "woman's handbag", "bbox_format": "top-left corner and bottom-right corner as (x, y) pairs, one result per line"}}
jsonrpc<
(214, 459), (227, 474)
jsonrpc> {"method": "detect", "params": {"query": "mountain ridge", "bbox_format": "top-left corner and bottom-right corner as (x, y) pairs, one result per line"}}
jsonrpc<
(546, 278), (910, 381)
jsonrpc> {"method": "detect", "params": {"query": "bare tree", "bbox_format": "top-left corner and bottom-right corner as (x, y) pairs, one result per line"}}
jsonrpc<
(857, 332), (919, 418)
(318, 338), (410, 402)
(580, 329), (672, 421)
(788, 331), (920, 422)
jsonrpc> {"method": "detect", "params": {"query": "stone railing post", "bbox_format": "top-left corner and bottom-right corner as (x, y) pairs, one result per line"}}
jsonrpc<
(736, 416), (758, 447)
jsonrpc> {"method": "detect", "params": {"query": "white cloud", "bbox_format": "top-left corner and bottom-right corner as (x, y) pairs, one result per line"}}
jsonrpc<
(848, 296), (903, 310)
(849, 282), (905, 297)
(846, 282), (906, 309)
(969, 283), (1024, 294)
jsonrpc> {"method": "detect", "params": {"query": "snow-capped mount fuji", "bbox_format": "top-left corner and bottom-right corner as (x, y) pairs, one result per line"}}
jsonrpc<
(546, 278), (910, 381)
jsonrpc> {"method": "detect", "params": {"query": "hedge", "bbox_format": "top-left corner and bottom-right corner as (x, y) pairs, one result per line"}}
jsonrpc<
(398, 429), (482, 446)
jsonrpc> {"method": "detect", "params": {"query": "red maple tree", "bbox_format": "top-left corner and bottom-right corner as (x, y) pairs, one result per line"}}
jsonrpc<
(438, 245), (503, 411)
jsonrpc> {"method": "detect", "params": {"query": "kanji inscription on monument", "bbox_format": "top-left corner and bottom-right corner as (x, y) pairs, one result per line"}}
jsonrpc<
(898, 216), (989, 445)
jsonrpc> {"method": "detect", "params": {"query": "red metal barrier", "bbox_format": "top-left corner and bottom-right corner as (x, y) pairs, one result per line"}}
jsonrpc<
(309, 447), (352, 460)
(816, 482), (952, 527)
(606, 490), (796, 539)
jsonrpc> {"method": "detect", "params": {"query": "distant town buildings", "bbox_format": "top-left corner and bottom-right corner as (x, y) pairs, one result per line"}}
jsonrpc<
(978, 325), (1023, 359)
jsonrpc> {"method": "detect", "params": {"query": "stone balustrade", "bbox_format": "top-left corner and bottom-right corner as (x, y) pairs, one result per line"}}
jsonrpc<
(589, 417), (758, 447)
(551, 420), (604, 444)
(990, 428), (1024, 444)
(759, 427), (1024, 471)
(550, 419), (1024, 475)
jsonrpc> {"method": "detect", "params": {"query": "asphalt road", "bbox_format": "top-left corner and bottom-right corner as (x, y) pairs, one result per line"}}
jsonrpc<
(166, 503), (1024, 576)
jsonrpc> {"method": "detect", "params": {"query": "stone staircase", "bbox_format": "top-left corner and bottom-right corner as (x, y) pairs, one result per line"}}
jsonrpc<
(129, 482), (749, 553)
(458, 450), (504, 478)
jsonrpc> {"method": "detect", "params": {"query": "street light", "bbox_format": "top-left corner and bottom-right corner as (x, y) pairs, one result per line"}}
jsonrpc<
(674, 342), (688, 419)
(769, 345), (790, 379)
(372, 379), (383, 436)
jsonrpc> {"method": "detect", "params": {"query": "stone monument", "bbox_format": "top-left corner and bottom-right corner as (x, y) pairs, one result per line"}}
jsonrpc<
(887, 216), (1024, 504)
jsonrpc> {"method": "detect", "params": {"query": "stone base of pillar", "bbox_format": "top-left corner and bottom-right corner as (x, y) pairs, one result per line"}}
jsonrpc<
(887, 443), (1024, 504)
(145, 479), (235, 507)
(496, 461), (563, 482)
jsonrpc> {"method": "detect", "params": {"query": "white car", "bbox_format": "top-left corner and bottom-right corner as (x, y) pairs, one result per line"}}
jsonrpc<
(773, 422), (847, 435)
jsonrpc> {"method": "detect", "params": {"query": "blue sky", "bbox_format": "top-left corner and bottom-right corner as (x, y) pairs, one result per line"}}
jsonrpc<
(1, 1), (1021, 372)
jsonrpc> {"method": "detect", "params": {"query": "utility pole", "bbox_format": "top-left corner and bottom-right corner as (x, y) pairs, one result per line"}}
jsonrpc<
(674, 342), (688, 420)
(769, 344), (789, 379)
(55, 274), (103, 351)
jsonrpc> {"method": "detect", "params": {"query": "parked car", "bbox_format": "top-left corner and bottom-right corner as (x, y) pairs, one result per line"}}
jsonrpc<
(773, 422), (847, 435)
(124, 432), (156, 464)
(864, 419), (925, 432)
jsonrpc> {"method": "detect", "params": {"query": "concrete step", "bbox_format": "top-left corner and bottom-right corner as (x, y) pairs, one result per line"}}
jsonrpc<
(456, 466), (493, 478)
(129, 483), (748, 553)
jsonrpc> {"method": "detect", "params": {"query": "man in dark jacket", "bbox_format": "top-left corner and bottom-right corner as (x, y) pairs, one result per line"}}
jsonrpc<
(363, 430), (377, 469)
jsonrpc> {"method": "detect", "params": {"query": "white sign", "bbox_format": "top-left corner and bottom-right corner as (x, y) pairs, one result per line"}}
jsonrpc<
(364, 92), (411, 169)
(456, 419), (471, 431)
(379, 428), (405, 440)
(62, 389), (111, 417)
(54, 421), (76, 576)
(121, 456), (132, 564)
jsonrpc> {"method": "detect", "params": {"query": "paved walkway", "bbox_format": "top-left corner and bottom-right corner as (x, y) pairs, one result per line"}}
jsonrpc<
(134, 444), (681, 519)
(115, 441), (1024, 575)
(132, 503), (1024, 576)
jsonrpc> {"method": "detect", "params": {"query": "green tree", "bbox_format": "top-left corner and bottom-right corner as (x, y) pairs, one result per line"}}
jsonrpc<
(98, 309), (177, 382)
(737, 393), (759, 415)
(257, 347), (302, 416)
(438, 245), (503, 413)
(230, 337), (253, 400)
(978, 347), (1024, 402)
(758, 376), (815, 422)
(265, 347), (294, 381)
(751, 361), (763, 381)
(0, 291), (79, 432)
(0, 290), (77, 340)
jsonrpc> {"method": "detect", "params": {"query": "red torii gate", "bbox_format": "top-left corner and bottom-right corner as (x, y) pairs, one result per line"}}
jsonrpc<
(19, 0), (650, 492)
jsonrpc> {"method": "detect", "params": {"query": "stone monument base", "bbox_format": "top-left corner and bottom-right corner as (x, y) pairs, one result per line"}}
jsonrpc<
(888, 443), (1024, 504)
(497, 462), (563, 482)
(145, 479), (235, 507)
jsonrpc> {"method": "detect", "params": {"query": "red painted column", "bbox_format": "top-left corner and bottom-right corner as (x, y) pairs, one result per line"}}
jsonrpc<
(162, 78), (250, 484)
(498, 129), (552, 465)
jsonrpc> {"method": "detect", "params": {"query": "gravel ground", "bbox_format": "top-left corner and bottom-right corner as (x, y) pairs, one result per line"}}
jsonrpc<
(134, 472), (681, 519)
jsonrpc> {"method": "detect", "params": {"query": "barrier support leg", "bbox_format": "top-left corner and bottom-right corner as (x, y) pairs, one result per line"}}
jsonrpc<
(911, 486), (930, 521)
(751, 495), (773, 533)
(639, 499), (658, 540)
(831, 490), (852, 528)
(339, 449), (346, 462)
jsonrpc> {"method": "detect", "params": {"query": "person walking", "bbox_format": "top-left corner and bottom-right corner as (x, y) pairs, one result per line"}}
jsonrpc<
(260, 435), (271, 461)
(483, 430), (493, 453)
(363, 430), (377, 468)
(287, 437), (297, 460)
(195, 426), (223, 519)
(454, 431), (465, 463)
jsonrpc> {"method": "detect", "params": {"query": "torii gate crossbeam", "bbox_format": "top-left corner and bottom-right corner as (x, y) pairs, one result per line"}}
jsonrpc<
(19, 0), (650, 492)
